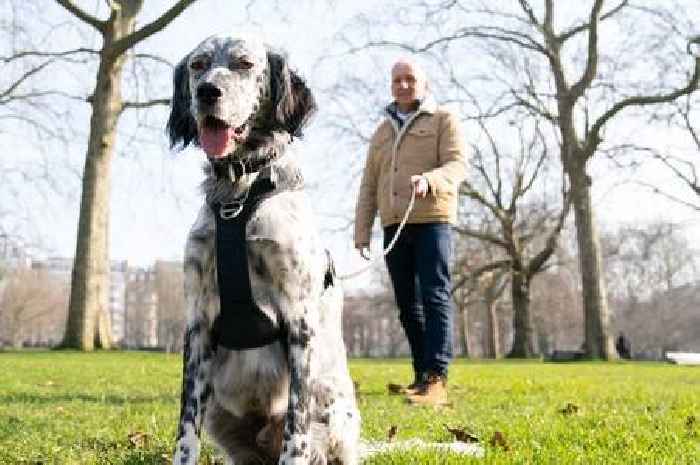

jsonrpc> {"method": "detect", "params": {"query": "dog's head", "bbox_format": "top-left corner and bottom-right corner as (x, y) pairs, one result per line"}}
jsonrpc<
(167, 35), (316, 158)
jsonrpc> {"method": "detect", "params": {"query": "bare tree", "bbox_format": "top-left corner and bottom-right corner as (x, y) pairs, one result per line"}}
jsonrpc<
(603, 220), (699, 357)
(0, 267), (68, 348)
(49, 0), (197, 351)
(450, 114), (571, 357)
(154, 260), (186, 353)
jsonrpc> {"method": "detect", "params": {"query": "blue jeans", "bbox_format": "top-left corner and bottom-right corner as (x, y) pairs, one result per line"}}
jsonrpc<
(383, 222), (454, 379)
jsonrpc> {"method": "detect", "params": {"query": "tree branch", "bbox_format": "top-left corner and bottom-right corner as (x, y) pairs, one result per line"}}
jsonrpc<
(527, 186), (572, 276)
(635, 181), (700, 211)
(54, 0), (106, 32)
(120, 98), (170, 113)
(585, 55), (700, 157)
(1, 48), (99, 63)
(558, 0), (629, 42)
(453, 224), (510, 249)
(569, 0), (605, 101)
(0, 61), (52, 100)
(347, 26), (550, 58)
(110, 0), (198, 57)
(451, 259), (512, 295)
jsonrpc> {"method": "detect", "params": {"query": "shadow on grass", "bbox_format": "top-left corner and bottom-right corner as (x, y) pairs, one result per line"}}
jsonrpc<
(115, 448), (223, 465)
(0, 392), (178, 405)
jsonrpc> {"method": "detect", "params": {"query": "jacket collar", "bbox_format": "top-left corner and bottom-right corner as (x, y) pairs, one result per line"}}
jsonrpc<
(384, 95), (437, 120)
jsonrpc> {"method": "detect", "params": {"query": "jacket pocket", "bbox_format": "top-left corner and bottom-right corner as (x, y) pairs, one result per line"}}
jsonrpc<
(402, 127), (438, 171)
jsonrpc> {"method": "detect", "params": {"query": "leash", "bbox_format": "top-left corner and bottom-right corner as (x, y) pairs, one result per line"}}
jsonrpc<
(338, 186), (416, 281)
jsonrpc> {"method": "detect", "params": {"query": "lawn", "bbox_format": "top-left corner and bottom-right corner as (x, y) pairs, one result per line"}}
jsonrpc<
(0, 351), (697, 464)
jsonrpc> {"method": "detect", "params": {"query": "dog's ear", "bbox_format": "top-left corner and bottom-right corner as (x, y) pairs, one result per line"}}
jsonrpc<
(167, 56), (198, 149)
(267, 51), (317, 137)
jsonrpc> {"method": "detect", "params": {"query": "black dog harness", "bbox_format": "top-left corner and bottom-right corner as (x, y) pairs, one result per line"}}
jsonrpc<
(209, 155), (336, 351)
(210, 173), (282, 350)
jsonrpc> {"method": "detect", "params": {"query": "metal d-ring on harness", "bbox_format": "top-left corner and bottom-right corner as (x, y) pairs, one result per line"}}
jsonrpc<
(338, 185), (416, 281)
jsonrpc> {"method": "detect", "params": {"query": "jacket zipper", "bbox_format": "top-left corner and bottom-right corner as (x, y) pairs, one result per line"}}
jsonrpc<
(388, 110), (423, 214)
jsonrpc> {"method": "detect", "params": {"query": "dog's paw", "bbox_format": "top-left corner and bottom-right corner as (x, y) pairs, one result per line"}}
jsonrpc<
(172, 439), (199, 465)
(278, 434), (312, 465)
(279, 458), (309, 465)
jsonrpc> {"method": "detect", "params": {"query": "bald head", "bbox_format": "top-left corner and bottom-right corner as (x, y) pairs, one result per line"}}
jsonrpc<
(391, 58), (428, 112)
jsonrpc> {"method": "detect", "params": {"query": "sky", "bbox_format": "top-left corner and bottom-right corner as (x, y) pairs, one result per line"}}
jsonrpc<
(1, 0), (698, 291)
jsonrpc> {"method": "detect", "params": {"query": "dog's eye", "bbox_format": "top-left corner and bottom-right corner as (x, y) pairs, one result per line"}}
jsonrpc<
(190, 60), (207, 72)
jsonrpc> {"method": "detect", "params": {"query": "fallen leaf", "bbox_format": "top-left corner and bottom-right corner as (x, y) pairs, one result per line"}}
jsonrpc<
(387, 383), (404, 395)
(128, 431), (151, 448)
(444, 423), (479, 443)
(489, 431), (510, 451)
(560, 403), (579, 415)
(387, 425), (398, 442)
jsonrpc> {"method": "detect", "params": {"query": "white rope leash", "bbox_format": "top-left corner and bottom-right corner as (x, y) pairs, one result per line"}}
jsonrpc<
(338, 186), (416, 281)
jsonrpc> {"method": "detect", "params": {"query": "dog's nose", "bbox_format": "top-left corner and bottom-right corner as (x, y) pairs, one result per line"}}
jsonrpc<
(196, 83), (222, 105)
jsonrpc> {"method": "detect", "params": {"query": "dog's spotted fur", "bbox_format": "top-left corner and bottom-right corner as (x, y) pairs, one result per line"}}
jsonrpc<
(167, 35), (359, 465)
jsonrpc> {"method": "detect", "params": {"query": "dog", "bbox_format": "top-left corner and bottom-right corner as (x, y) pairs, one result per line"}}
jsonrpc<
(167, 35), (360, 465)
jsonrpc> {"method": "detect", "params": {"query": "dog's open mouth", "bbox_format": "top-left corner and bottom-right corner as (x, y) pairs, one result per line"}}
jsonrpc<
(199, 116), (249, 159)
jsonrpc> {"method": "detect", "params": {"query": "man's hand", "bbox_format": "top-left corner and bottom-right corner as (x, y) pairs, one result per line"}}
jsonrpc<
(410, 175), (429, 198)
(357, 246), (371, 261)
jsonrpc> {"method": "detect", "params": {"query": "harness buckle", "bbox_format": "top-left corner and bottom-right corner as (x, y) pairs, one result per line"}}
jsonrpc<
(229, 158), (247, 180)
(220, 201), (244, 220)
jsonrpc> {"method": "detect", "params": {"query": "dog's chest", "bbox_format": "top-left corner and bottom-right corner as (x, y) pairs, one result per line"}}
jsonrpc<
(211, 343), (290, 417)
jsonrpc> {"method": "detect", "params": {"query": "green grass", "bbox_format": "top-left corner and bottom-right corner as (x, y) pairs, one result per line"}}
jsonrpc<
(0, 352), (698, 464)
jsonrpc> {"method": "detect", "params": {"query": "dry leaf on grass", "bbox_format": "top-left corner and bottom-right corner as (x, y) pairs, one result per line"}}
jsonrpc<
(387, 383), (404, 395)
(686, 415), (697, 437)
(489, 431), (510, 451)
(444, 424), (479, 443)
(128, 431), (151, 448)
(560, 403), (580, 415)
(387, 425), (398, 442)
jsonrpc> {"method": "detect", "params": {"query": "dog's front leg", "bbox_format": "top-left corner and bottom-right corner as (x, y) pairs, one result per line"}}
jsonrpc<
(173, 319), (213, 465)
(279, 310), (316, 465)
(173, 228), (215, 465)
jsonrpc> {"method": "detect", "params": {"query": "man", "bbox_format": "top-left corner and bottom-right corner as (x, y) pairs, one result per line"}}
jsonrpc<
(354, 58), (466, 406)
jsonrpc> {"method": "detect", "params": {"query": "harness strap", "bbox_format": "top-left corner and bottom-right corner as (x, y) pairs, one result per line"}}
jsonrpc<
(211, 175), (280, 350)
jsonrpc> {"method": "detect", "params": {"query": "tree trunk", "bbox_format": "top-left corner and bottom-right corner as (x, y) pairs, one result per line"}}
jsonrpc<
(569, 167), (616, 359)
(454, 288), (470, 358)
(62, 14), (134, 350)
(507, 271), (533, 358)
(483, 299), (500, 359)
(460, 302), (470, 358)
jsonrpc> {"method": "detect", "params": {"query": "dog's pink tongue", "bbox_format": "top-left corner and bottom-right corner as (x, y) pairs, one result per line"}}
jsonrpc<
(200, 126), (235, 158)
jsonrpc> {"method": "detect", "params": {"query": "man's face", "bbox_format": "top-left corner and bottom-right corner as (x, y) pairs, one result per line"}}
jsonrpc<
(391, 61), (426, 111)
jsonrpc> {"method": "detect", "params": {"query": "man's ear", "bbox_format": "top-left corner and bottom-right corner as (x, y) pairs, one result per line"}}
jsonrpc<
(167, 55), (198, 149)
(267, 51), (317, 137)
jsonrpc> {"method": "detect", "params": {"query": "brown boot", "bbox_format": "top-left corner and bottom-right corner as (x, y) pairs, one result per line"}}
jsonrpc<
(388, 375), (424, 395)
(406, 373), (448, 406)
(402, 378), (424, 395)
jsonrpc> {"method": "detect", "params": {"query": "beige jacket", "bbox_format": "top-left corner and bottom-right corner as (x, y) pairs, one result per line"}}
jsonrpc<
(354, 97), (466, 248)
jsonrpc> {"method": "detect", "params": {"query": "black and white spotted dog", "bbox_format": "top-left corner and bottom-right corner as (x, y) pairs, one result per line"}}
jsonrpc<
(167, 35), (359, 465)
